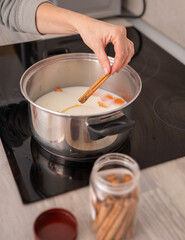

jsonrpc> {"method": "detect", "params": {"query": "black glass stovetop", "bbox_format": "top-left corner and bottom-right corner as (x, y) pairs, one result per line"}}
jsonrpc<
(0, 27), (185, 204)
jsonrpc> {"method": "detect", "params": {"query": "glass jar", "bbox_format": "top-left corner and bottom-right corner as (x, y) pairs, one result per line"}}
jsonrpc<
(90, 153), (140, 240)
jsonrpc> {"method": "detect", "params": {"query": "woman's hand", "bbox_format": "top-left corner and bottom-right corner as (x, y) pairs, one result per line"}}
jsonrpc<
(36, 3), (134, 75)
(75, 17), (134, 75)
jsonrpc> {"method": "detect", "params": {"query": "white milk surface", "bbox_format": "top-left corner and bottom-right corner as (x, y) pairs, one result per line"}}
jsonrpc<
(35, 86), (127, 115)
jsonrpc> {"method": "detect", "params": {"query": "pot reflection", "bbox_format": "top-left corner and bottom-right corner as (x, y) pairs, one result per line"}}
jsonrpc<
(30, 138), (93, 198)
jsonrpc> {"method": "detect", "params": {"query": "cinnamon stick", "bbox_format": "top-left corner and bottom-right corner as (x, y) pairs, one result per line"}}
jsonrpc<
(114, 198), (137, 240)
(78, 73), (110, 104)
(96, 198), (123, 240)
(103, 198), (130, 239)
(106, 173), (120, 184)
(92, 196), (114, 231)
(123, 173), (132, 182)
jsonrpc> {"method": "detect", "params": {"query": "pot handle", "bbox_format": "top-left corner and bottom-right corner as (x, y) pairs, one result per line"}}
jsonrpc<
(88, 116), (135, 140)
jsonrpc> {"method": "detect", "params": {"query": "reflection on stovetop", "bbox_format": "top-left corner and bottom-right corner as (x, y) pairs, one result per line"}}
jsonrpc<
(30, 138), (93, 199)
(0, 27), (185, 204)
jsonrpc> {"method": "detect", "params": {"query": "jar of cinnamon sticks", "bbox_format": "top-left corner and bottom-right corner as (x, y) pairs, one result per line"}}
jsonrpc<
(90, 153), (140, 240)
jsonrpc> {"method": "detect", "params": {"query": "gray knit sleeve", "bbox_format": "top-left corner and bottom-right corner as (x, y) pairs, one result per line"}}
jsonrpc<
(0, 0), (51, 34)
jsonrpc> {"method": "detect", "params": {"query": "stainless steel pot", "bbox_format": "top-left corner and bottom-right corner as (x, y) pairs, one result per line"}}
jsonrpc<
(20, 53), (142, 161)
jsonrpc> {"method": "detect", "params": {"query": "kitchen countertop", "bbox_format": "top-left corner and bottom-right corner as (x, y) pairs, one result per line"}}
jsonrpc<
(0, 17), (185, 240)
(1, 137), (185, 240)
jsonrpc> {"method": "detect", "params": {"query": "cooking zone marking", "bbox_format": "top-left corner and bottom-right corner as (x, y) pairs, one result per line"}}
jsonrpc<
(153, 91), (185, 130)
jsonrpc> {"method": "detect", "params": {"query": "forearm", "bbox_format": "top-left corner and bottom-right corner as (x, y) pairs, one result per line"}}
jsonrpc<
(36, 2), (88, 35)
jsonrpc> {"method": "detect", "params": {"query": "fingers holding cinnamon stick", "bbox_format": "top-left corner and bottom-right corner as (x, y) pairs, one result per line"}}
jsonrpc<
(78, 73), (110, 104)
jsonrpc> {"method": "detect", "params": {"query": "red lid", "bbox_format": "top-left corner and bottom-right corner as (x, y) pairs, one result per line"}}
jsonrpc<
(34, 208), (78, 240)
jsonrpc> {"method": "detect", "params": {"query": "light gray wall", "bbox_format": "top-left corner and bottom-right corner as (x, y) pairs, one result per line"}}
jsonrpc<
(122, 0), (185, 49)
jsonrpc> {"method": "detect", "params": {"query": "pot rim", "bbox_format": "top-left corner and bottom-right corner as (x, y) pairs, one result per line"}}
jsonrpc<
(20, 53), (142, 118)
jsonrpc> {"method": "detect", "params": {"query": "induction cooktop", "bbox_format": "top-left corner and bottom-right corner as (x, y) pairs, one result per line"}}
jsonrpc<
(0, 27), (185, 203)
